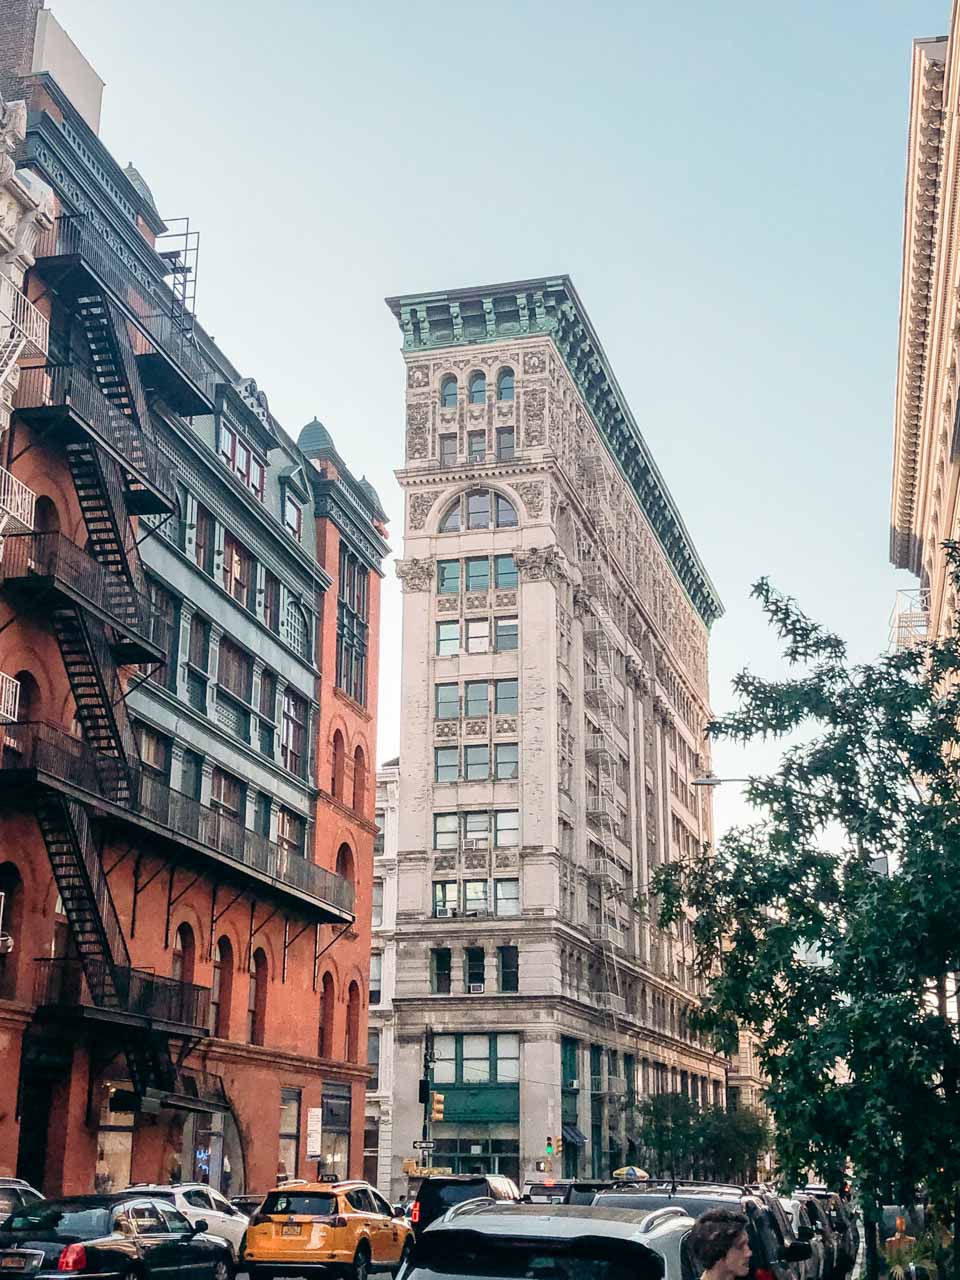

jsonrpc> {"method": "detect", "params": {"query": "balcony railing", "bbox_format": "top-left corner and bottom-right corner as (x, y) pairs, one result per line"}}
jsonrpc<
(0, 532), (167, 658)
(0, 273), (48, 358)
(2, 722), (355, 917)
(15, 365), (176, 506)
(34, 956), (210, 1030)
(33, 216), (215, 405)
(0, 672), (18, 724)
(0, 464), (36, 532)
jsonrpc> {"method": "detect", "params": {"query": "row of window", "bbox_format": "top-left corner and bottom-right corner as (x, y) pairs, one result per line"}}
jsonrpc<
(432, 1030), (519, 1080)
(435, 678), (519, 719)
(433, 809), (519, 849)
(336, 544), (370, 706)
(438, 554), (518, 593)
(440, 368), (514, 407)
(435, 743), (518, 782)
(439, 489), (517, 533)
(437, 616), (517, 656)
(217, 423), (303, 539)
(439, 428), (514, 466)
(433, 877), (520, 917)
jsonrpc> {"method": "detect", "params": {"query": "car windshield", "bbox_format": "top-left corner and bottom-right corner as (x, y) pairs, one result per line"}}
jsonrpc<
(260, 1192), (337, 1217)
(408, 1232), (664, 1280)
(3, 1201), (111, 1240)
(419, 1181), (488, 1213)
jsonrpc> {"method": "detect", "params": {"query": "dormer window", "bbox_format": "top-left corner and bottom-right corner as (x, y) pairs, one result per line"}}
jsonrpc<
(219, 423), (266, 499)
(284, 494), (302, 541)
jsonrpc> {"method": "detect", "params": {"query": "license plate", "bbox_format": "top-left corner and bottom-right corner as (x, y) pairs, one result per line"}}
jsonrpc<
(282, 1224), (301, 1236)
(1, 1258), (26, 1270)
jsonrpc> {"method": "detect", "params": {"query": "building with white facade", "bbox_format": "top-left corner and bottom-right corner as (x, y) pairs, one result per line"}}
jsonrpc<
(382, 276), (728, 1199)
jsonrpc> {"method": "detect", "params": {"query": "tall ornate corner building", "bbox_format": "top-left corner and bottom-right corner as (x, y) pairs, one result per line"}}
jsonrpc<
(383, 277), (728, 1196)
(0, 0), (386, 1194)
(891, 21), (959, 643)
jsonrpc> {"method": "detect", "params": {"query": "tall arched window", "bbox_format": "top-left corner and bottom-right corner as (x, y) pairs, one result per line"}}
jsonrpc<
(319, 971), (335, 1058)
(33, 495), (60, 534)
(13, 670), (40, 723)
(497, 367), (515, 401)
(172, 922), (196, 986)
(210, 935), (233, 1038)
(440, 375), (457, 408)
(286, 601), (310, 660)
(0, 862), (24, 1000)
(352, 746), (366, 814)
(468, 371), (486, 404)
(248, 947), (267, 1045)
(332, 731), (345, 799)
(336, 843), (355, 888)
(346, 981), (361, 1062)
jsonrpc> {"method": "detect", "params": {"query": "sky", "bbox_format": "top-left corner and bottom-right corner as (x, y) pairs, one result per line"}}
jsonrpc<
(48, 0), (946, 838)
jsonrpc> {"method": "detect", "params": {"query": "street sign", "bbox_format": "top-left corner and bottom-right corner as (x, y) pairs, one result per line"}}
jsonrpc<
(306, 1107), (323, 1161)
(413, 1140), (435, 1150)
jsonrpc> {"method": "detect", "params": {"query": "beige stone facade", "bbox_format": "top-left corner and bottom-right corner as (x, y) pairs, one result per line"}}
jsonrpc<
(383, 278), (728, 1199)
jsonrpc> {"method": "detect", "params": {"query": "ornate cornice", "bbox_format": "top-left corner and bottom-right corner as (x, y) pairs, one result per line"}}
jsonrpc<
(892, 40), (947, 572)
(386, 276), (722, 627)
(309, 475), (389, 574)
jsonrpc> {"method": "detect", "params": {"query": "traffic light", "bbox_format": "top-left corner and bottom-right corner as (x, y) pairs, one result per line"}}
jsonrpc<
(545, 1136), (554, 1156)
(430, 1091), (445, 1122)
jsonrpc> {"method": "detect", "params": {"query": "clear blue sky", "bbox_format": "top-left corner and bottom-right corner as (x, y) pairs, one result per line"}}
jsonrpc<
(51, 0), (944, 837)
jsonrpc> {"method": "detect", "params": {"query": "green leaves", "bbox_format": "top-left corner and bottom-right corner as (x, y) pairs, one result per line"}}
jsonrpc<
(634, 1092), (771, 1183)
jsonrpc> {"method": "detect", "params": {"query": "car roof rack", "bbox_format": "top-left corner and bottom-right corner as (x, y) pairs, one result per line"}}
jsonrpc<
(637, 1207), (693, 1233)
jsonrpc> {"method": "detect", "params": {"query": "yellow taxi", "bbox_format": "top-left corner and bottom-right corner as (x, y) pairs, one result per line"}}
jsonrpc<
(241, 1180), (414, 1280)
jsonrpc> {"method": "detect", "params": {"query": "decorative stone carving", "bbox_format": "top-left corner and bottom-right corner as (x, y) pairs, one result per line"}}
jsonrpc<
(436, 595), (459, 613)
(523, 349), (547, 374)
(407, 364), (430, 388)
(434, 722), (458, 740)
(0, 95), (26, 186)
(395, 557), (434, 592)
(407, 402), (430, 427)
(464, 719), (488, 736)
(494, 591), (517, 609)
(516, 544), (567, 584)
(523, 414), (546, 447)
(408, 489), (442, 530)
(625, 654), (649, 693)
(405, 403), (430, 461)
(465, 853), (488, 871)
(494, 717), (518, 735)
(434, 855), (456, 872)
(515, 481), (545, 519)
(495, 852), (517, 869)
(653, 694), (672, 725)
(464, 592), (488, 611)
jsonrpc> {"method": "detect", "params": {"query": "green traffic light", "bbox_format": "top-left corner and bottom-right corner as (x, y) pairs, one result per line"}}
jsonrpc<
(545, 1137), (554, 1156)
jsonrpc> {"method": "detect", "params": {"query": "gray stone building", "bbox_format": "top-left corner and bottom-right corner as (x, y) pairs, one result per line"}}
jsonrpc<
(382, 276), (729, 1197)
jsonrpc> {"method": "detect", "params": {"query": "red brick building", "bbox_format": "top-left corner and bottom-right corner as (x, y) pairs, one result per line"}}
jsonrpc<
(0, 1), (387, 1195)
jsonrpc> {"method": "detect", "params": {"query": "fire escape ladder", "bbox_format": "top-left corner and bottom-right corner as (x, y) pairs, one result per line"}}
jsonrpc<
(0, 332), (25, 386)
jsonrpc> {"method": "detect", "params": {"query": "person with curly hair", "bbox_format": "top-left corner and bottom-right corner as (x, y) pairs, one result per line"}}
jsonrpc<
(689, 1208), (752, 1280)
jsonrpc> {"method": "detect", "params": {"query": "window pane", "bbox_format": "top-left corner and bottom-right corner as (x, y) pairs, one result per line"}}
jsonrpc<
(495, 495), (518, 528)
(435, 683), (459, 719)
(494, 617), (518, 651)
(495, 879), (520, 917)
(499, 944), (519, 993)
(440, 377), (457, 409)
(468, 373), (486, 404)
(497, 1033), (520, 1080)
(464, 681), (488, 718)
(468, 432), (485, 460)
(464, 744), (489, 780)
(434, 1034), (456, 1082)
(437, 560), (460, 594)
(435, 747), (459, 782)
(465, 557), (490, 591)
(494, 555), (518, 589)
(495, 679), (518, 714)
(463, 880), (487, 912)
(433, 816), (458, 849)
(439, 434), (457, 465)
(463, 1032), (490, 1080)
(439, 501), (461, 533)
(495, 743), (518, 780)
(466, 490), (490, 529)
(495, 810), (520, 847)
(464, 811), (489, 837)
(372, 881), (383, 928)
(496, 428), (515, 461)
(465, 619), (489, 654)
(497, 369), (515, 402)
(436, 621), (459, 656)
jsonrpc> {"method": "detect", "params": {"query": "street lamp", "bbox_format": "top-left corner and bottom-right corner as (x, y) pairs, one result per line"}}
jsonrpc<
(691, 776), (752, 787)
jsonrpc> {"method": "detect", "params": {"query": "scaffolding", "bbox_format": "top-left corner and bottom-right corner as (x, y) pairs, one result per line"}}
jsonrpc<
(889, 588), (929, 652)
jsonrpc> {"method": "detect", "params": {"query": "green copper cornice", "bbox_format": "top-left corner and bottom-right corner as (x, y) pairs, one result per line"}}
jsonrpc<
(385, 276), (723, 628)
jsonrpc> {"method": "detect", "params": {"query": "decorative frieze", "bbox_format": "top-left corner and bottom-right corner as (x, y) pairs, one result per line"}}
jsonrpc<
(494, 591), (517, 609)
(464, 592), (488, 611)
(408, 489), (443, 530)
(523, 348), (547, 374)
(494, 717), (518, 735)
(515, 480), (545, 519)
(464, 718), (488, 737)
(407, 364), (430, 388)
(434, 722), (458, 740)
(436, 595), (459, 613)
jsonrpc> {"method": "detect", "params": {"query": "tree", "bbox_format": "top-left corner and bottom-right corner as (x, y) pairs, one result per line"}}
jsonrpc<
(635, 1091), (700, 1179)
(653, 568), (960, 1280)
(697, 1104), (772, 1183)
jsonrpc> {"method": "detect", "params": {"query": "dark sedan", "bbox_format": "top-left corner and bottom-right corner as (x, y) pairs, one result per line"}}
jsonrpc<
(0, 1193), (232, 1280)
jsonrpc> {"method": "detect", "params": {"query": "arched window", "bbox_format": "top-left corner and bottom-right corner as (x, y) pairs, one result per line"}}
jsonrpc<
(210, 935), (233, 1038)
(332, 730), (345, 799)
(468, 371), (486, 404)
(438, 499), (461, 533)
(318, 971), (335, 1057)
(436, 489), (518, 534)
(33, 495), (60, 534)
(13, 670), (40, 724)
(286, 601), (310, 660)
(440, 375), (457, 409)
(346, 981), (361, 1062)
(172, 922), (196, 987)
(352, 746), (366, 814)
(497, 367), (515, 401)
(335, 842), (355, 887)
(248, 947), (267, 1045)
(0, 862), (24, 1000)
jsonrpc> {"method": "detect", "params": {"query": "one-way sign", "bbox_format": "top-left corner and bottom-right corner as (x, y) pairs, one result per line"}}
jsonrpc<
(413, 1140), (435, 1150)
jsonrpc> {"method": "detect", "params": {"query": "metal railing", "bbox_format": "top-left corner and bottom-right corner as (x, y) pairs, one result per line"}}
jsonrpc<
(34, 956), (210, 1029)
(0, 532), (167, 656)
(34, 216), (215, 402)
(0, 273), (48, 357)
(15, 365), (176, 504)
(65, 796), (132, 976)
(0, 464), (36, 532)
(0, 672), (18, 723)
(2, 722), (355, 915)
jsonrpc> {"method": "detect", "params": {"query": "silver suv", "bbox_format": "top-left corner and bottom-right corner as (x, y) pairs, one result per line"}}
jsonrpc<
(125, 1183), (248, 1259)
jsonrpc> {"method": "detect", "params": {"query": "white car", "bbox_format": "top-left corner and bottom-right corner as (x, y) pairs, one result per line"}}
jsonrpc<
(125, 1183), (249, 1260)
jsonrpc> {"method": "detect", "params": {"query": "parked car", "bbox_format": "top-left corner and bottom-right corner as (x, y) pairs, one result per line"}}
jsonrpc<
(593, 1182), (812, 1280)
(0, 1179), (43, 1218)
(803, 1187), (860, 1278)
(408, 1174), (520, 1237)
(779, 1196), (828, 1280)
(125, 1183), (248, 1261)
(521, 1179), (572, 1204)
(0, 1192), (232, 1280)
(241, 1180), (414, 1280)
(404, 1202), (667, 1280)
(230, 1193), (266, 1217)
(561, 1179), (617, 1205)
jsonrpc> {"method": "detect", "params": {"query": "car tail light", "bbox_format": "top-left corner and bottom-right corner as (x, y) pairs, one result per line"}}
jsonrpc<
(754, 1267), (775, 1280)
(410, 1203), (420, 1224)
(58, 1245), (87, 1272)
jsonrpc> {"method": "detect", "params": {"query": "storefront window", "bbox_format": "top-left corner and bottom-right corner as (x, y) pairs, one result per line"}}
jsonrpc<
(320, 1083), (351, 1178)
(178, 1109), (245, 1195)
(95, 1082), (134, 1193)
(279, 1087), (301, 1182)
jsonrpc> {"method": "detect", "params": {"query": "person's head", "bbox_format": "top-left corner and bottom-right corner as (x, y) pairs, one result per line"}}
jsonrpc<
(690, 1209), (751, 1276)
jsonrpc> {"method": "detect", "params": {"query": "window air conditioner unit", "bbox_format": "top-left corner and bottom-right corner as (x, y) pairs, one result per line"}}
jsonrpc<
(567, 1078), (580, 1090)
(468, 983), (485, 994)
(435, 907), (452, 918)
(462, 837), (489, 851)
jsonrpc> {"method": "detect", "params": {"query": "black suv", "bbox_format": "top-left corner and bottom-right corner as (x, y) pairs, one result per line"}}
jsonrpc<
(804, 1188), (859, 1279)
(409, 1174), (521, 1236)
(593, 1182), (811, 1280)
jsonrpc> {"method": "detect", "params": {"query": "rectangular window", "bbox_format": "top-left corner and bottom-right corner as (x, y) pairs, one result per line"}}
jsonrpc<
(281, 688), (307, 777)
(433, 881), (457, 914)
(263, 571), (281, 633)
(464, 951), (485, 995)
(495, 879), (520, 918)
(496, 428), (515, 461)
(277, 807), (305, 858)
(465, 618), (489, 654)
(464, 811), (489, 844)
(464, 681), (489, 718)
(284, 494), (302, 540)
(465, 558), (490, 591)
(436, 621), (459, 656)
(439, 434), (457, 466)
(495, 679), (519, 715)
(463, 880), (488, 914)
(435, 683), (459, 720)
(467, 431), (485, 462)
(369, 953), (382, 1005)
(431, 948), (452, 995)
(210, 766), (243, 818)
(435, 746), (459, 783)
(494, 554), (518, 589)
(181, 750), (203, 801)
(278, 1087), (301, 1181)
(433, 814), (459, 849)
(254, 792), (272, 838)
(194, 502), (215, 574)
(494, 616), (518, 652)
(336, 543), (369, 705)
(135, 723), (169, 778)
(467, 491), (490, 529)
(189, 614), (210, 671)
(433, 1033), (455, 1080)
(217, 636), (253, 702)
(464, 744), (489, 781)
(223, 533), (254, 609)
(462, 1029), (489, 1075)
(498, 945), (519, 992)
(496, 1033), (520, 1081)
(371, 880), (383, 928)
(494, 743), (519, 780)
(374, 812), (385, 855)
(367, 1029), (380, 1091)
(437, 559), (461, 594)
(259, 670), (277, 721)
(146, 580), (177, 689)
(494, 810), (520, 848)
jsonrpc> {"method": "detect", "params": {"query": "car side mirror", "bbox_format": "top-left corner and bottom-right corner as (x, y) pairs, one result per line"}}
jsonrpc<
(391, 1206), (406, 1218)
(192, 1219), (209, 1235)
(782, 1242), (812, 1262)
